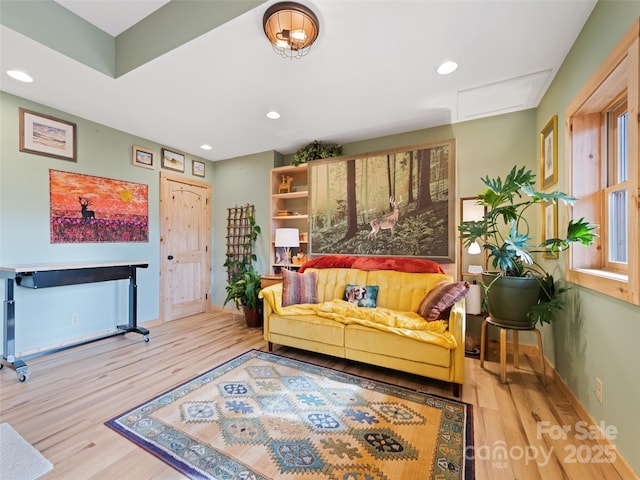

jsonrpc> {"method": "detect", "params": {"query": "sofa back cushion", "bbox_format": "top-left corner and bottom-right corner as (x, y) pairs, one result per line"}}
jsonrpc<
(365, 270), (452, 311)
(307, 268), (452, 311)
(309, 268), (369, 303)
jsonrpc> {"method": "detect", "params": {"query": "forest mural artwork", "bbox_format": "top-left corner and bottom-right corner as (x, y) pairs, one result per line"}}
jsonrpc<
(309, 139), (455, 261)
(49, 169), (148, 243)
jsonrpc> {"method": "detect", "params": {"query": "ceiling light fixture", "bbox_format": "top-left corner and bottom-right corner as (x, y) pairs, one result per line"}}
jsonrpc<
(7, 70), (33, 83)
(263, 2), (319, 59)
(200, 144), (212, 150)
(437, 61), (458, 75)
(266, 111), (281, 119)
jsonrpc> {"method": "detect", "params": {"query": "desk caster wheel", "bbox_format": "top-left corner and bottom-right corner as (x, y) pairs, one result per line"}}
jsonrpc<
(143, 334), (150, 343)
(0, 363), (4, 370)
(18, 372), (29, 382)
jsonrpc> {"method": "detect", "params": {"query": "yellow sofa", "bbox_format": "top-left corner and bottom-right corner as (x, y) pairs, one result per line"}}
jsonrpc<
(260, 267), (466, 397)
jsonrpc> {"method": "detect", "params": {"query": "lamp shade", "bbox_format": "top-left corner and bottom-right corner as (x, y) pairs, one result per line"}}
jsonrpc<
(468, 241), (482, 255)
(467, 240), (483, 274)
(274, 228), (300, 248)
(263, 2), (319, 59)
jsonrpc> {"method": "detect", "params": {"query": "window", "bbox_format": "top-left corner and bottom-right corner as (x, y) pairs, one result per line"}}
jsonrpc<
(605, 99), (628, 272)
(566, 20), (639, 305)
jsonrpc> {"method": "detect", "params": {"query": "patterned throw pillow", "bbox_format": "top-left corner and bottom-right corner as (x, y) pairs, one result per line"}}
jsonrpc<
(343, 284), (379, 308)
(282, 269), (317, 307)
(417, 280), (470, 321)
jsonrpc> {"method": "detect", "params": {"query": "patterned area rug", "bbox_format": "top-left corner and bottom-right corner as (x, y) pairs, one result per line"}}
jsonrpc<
(106, 350), (473, 479)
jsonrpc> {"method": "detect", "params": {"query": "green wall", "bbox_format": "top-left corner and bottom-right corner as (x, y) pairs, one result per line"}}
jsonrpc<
(0, 91), (211, 354)
(536, 1), (640, 473)
(211, 151), (274, 306)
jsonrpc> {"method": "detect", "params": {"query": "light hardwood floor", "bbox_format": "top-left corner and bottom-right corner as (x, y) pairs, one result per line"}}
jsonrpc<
(0, 312), (636, 480)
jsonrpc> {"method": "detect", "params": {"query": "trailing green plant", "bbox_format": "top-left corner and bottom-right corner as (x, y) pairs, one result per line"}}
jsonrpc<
(458, 165), (598, 325)
(223, 215), (263, 310)
(291, 140), (342, 166)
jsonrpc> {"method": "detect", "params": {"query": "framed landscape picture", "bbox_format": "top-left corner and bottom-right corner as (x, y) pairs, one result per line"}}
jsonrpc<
(308, 139), (456, 262)
(132, 145), (155, 169)
(19, 108), (77, 162)
(161, 148), (185, 172)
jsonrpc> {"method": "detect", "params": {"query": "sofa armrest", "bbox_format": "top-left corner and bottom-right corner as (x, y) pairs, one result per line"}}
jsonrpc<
(259, 283), (282, 339)
(448, 298), (466, 385)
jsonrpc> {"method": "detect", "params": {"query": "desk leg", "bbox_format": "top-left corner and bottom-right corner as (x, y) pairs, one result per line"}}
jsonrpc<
(2, 279), (29, 381)
(116, 267), (149, 341)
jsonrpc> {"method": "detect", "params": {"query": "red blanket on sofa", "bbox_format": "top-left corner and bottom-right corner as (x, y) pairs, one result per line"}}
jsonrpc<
(298, 255), (445, 274)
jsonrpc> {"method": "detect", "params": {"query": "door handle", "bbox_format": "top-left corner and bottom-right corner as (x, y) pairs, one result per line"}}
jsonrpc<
(167, 255), (174, 260)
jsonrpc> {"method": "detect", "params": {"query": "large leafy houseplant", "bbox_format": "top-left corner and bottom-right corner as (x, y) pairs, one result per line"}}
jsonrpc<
(458, 166), (598, 326)
(223, 215), (263, 326)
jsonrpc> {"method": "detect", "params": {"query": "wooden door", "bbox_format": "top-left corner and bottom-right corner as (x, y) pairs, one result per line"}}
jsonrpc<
(160, 172), (212, 321)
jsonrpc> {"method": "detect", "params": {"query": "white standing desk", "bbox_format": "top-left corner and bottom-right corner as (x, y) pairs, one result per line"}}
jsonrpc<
(0, 261), (149, 381)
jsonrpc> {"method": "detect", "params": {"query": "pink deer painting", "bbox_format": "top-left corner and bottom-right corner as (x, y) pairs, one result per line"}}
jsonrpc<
(78, 197), (95, 221)
(368, 196), (401, 237)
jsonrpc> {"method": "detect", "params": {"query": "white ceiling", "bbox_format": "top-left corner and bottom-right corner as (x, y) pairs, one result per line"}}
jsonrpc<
(0, 0), (597, 162)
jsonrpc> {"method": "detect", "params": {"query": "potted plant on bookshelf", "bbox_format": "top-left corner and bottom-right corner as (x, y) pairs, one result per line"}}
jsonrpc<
(223, 215), (263, 328)
(291, 140), (342, 166)
(458, 166), (598, 327)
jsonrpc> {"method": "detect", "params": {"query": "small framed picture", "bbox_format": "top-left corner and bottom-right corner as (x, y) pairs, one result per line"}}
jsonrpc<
(192, 160), (205, 177)
(540, 115), (558, 190)
(19, 108), (77, 162)
(161, 148), (185, 172)
(542, 201), (558, 259)
(132, 145), (155, 169)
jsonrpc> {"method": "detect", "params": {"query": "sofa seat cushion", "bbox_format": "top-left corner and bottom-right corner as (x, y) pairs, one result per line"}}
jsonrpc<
(267, 299), (456, 348)
(345, 324), (451, 367)
(269, 314), (345, 347)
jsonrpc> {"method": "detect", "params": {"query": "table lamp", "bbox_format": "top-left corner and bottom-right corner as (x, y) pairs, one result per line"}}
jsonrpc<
(274, 228), (299, 269)
(467, 241), (483, 274)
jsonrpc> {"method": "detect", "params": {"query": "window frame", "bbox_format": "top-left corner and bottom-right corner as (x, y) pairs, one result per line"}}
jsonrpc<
(603, 97), (629, 273)
(565, 19), (639, 305)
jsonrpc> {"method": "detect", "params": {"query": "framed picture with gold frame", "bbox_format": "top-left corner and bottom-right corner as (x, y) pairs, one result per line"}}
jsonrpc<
(542, 201), (558, 259)
(540, 115), (558, 190)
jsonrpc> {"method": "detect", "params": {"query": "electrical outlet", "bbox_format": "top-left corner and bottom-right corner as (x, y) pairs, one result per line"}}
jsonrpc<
(595, 377), (603, 405)
(71, 314), (80, 326)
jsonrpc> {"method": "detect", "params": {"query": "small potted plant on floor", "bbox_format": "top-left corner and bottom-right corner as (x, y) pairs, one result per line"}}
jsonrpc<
(223, 265), (263, 328)
(458, 166), (598, 327)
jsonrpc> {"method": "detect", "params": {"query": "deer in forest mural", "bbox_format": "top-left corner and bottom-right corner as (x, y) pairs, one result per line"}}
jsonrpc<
(368, 196), (401, 237)
(78, 197), (95, 221)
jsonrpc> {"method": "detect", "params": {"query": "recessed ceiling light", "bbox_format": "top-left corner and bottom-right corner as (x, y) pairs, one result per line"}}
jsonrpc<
(7, 70), (33, 83)
(200, 144), (212, 150)
(266, 111), (281, 120)
(437, 61), (458, 75)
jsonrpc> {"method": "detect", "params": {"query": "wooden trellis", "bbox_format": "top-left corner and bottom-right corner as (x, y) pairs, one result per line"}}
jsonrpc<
(225, 204), (255, 281)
